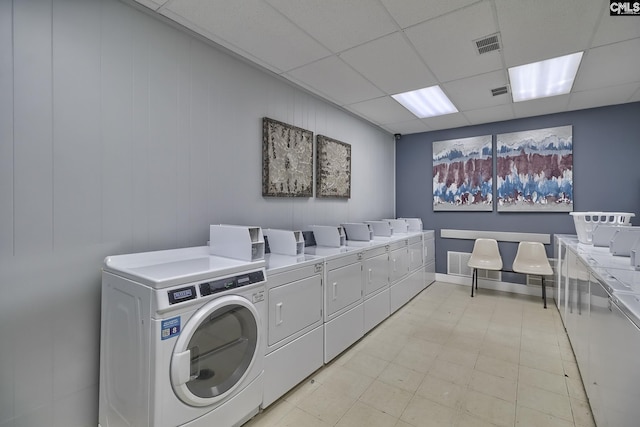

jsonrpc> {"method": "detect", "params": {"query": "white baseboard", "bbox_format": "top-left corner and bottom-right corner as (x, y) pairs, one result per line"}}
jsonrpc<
(435, 273), (546, 297)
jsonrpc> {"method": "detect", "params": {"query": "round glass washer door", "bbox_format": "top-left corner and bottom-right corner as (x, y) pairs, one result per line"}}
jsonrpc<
(170, 295), (260, 407)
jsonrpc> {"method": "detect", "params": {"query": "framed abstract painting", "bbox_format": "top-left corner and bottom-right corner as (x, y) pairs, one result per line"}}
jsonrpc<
(262, 117), (314, 197)
(316, 135), (351, 198)
(496, 125), (573, 212)
(433, 135), (493, 211)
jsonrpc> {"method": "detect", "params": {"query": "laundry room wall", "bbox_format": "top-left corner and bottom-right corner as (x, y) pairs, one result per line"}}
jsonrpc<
(396, 101), (640, 283)
(0, 0), (395, 426)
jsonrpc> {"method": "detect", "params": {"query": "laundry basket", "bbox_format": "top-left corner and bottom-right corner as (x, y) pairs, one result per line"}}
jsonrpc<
(570, 212), (635, 244)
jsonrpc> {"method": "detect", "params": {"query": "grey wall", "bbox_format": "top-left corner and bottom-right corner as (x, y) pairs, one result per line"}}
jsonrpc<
(0, 0), (395, 425)
(396, 102), (640, 280)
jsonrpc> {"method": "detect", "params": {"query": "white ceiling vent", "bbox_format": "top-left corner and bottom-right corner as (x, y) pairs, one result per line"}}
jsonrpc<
(491, 86), (509, 96)
(474, 33), (501, 55)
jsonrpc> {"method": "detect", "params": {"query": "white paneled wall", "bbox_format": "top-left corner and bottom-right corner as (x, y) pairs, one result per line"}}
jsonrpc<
(0, 0), (395, 426)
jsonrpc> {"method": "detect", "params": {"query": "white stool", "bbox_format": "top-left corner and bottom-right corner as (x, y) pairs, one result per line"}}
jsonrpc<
(513, 241), (553, 308)
(467, 239), (503, 298)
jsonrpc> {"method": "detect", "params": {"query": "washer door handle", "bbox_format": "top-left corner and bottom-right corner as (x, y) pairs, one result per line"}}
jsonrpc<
(172, 349), (192, 386)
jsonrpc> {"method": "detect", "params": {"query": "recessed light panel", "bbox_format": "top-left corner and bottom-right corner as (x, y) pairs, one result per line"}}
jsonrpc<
(392, 86), (458, 118)
(509, 52), (583, 102)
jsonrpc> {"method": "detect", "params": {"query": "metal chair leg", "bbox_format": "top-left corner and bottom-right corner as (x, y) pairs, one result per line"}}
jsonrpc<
(471, 268), (475, 297)
(542, 276), (547, 309)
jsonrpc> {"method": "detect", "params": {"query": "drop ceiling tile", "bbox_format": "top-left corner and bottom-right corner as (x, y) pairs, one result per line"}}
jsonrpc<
(592, 9), (640, 47)
(569, 82), (640, 111)
(159, 0), (331, 72)
(339, 32), (437, 95)
(421, 113), (471, 131)
(512, 95), (570, 118)
(266, 0), (397, 52)
(346, 96), (417, 125)
(405, 2), (502, 82)
(496, 0), (602, 67)
(442, 70), (510, 111)
(464, 104), (515, 126)
(383, 119), (431, 135)
(380, 0), (479, 29)
(286, 56), (384, 106)
(574, 38), (640, 91)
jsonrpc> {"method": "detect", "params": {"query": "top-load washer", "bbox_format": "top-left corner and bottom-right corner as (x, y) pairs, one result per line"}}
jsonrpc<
(98, 246), (266, 427)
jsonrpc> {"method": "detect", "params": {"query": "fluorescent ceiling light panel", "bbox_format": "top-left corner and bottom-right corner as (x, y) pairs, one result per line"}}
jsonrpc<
(509, 52), (583, 102)
(392, 86), (458, 118)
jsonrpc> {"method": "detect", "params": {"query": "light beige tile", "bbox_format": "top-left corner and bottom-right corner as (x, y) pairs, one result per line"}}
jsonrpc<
(565, 377), (588, 402)
(244, 399), (295, 427)
(519, 350), (564, 375)
(446, 334), (485, 353)
(402, 337), (443, 359)
(416, 374), (466, 409)
(521, 329), (558, 347)
(411, 321), (454, 344)
(469, 370), (517, 403)
(437, 345), (479, 367)
(520, 337), (562, 358)
(570, 397), (596, 427)
(475, 354), (519, 381)
(515, 405), (574, 427)
(461, 389), (516, 427)
(378, 362), (425, 393)
(455, 412), (501, 427)
(479, 341), (520, 365)
(516, 383), (573, 422)
(283, 377), (322, 406)
(296, 384), (355, 425)
(343, 351), (389, 378)
(484, 328), (521, 349)
(336, 401), (398, 427)
(429, 358), (474, 386)
(559, 345), (576, 362)
(320, 365), (374, 399)
(400, 395), (457, 427)
(359, 380), (413, 418)
(394, 420), (415, 427)
(518, 365), (569, 396)
(561, 359), (581, 381)
(392, 345), (436, 374)
(275, 407), (334, 427)
(360, 336), (404, 361)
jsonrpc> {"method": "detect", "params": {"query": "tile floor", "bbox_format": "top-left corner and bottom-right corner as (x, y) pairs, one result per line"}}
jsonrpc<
(245, 282), (596, 427)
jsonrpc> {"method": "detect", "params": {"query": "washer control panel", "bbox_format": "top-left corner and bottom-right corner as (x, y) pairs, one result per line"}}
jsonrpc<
(166, 270), (266, 305)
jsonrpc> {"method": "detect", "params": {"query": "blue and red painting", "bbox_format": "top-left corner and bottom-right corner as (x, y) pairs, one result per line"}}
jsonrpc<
(496, 125), (573, 212)
(433, 135), (493, 211)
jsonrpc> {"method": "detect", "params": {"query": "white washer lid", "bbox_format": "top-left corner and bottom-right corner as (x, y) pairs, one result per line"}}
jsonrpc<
(103, 246), (265, 288)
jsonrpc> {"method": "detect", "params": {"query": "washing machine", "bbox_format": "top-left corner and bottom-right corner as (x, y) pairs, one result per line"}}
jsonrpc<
(98, 246), (266, 427)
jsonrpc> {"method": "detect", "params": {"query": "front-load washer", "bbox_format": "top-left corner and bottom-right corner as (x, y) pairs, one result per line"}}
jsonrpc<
(98, 246), (266, 427)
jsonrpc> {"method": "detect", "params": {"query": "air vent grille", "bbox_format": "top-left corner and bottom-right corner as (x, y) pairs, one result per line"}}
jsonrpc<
(447, 251), (501, 281)
(474, 33), (501, 55)
(491, 86), (509, 97)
